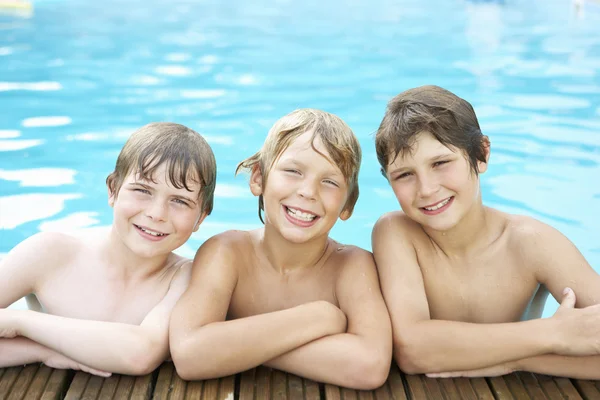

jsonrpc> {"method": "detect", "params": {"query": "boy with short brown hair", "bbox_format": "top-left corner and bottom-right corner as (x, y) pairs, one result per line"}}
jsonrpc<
(0, 122), (216, 376)
(373, 85), (600, 379)
(170, 109), (392, 389)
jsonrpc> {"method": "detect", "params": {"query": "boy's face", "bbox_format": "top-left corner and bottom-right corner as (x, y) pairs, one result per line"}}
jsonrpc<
(108, 163), (206, 259)
(251, 130), (351, 244)
(385, 131), (487, 232)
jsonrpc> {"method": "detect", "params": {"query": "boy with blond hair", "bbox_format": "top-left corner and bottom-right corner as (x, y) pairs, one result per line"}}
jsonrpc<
(170, 109), (392, 389)
(0, 122), (216, 376)
(373, 85), (600, 379)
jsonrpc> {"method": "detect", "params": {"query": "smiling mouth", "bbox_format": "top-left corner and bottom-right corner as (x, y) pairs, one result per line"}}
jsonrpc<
(284, 206), (318, 222)
(133, 224), (168, 237)
(421, 197), (453, 211)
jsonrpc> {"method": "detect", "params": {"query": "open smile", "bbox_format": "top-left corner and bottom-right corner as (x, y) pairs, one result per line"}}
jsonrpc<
(283, 205), (320, 227)
(133, 224), (170, 240)
(420, 196), (454, 216)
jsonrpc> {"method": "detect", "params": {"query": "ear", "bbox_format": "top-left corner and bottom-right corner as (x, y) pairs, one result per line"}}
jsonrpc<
(107, 184), (116, 207)
(477, 136), (491, 174)
(339, 209), (352, 221)
(249, 165), (264, 197)
(193, 212), (208, 232)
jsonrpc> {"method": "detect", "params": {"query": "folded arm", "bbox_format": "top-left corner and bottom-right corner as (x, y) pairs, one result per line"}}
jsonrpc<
(265, 248), (392, 390)
(5, 264), (191, 375)
(169, 234), (346, 381)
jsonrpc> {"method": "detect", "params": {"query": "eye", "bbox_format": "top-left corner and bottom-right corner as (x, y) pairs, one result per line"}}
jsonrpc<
(433, 160), (449, 168)
(173, 198), (190, 207)
(394, 172), (412, 180)
(323, 179), (339, 187)
(134, 188), (151, 195)
(284, 169), (301, 175)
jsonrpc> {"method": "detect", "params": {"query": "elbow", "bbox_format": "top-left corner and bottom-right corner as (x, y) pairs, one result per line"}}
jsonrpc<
(394, 336), (434, 375)
(346, 351), (391, 390)
(170, 337), (212, 381)
(122, 340), (163, 376)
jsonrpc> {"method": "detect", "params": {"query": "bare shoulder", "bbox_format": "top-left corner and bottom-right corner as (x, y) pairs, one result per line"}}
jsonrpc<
(372, 211), (426, 242)
(332, 244), (374, 269)
(7, 231), (83, 268)
(195, 229), (252, 260)
(505, 213), (565, 249)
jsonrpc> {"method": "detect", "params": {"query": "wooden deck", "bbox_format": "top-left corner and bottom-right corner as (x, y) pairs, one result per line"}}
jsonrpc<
(1, 362), (599, 399)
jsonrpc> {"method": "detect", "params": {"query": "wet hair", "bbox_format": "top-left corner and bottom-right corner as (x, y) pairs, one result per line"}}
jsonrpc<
(106, 122), (217, 215)
(236, 108), (361, 223)
(375, 85), (487, 176)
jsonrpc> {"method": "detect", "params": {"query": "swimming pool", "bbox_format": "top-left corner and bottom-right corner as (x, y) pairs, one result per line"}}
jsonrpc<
(1, 0), (599, 316)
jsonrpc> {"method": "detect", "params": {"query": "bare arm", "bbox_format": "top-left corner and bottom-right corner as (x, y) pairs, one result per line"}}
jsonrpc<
(264, 249), (392, 390)
(373, 214), (576, 374)
(4, 264), (192, 375)
(169, 233), (346, 381)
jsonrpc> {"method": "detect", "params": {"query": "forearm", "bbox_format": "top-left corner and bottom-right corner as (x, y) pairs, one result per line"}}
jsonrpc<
(398, 318), (557, 374)
(265, 333), (390, 390)
(518, 354), (600, 379)
(172, 302), (344, 380)
(16, 311), (165, 375)
(0, 337), (50, 367)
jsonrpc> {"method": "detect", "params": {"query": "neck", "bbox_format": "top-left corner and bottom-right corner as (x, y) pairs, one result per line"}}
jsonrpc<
(260, 225), (331, 273)
(100, 227), (173, 282)
(422, 198), (494, 259)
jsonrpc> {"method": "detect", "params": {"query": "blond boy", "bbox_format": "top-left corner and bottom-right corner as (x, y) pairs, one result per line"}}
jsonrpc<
(0, 122), (216, 376)
(170, 109), (392, 389)
(373, 85), (600, 379)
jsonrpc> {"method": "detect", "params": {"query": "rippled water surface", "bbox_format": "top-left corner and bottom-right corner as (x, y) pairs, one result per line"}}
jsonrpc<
(1, 0), (599, 315)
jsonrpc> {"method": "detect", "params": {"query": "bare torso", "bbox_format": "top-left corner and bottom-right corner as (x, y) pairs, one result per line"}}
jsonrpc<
(29, 230), (183, 324)
(225, 230), (352, 319)
(402, 210), (549, 323)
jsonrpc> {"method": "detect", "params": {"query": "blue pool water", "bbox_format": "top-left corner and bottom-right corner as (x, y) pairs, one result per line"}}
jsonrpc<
(1, 0), (599, 316)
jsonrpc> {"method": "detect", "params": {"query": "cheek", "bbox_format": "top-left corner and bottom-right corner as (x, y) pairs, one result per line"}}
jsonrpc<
(391, 182), (413, 205)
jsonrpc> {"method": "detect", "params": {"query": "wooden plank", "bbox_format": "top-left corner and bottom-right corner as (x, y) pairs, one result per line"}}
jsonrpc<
(7, 363), (40, 400)
(534, 375), (579, 400)
(239, 368), (256, 400)
(573, 380), (600, 400)
(518, 372), (549, 399)
(340, 387), (357, 400)
(387, 365), (408, 400)
(373, 384), (392, 400)
(65, 372), (91, 400)
(438, 378), (462, 400)
(41, 369), (72, 400)
(288, 374), (304, 400)
(130, 373), (154, 400)
(168, 373), (188, 400)
(487, 376), (516, 400)
(0, 369), (5, 380)
(219, 375), (236, 400)
(97, 375), (120, 399)
(421, 376), (444, 399)
(23, 365), (53, 399)
(0, 366), (23, 398)
(357, 390), (374, 400)
(255, 367), (271, 399)
(304, 378), (320, 400)
(80, 375), (105, 400)
(271, 370), (287, 400)
(183, 380), (202, 400)
(153, 362), (175, 400)
(324, 385), (340, 400)
(465, 378), (495, 400)
(552, 377), (582, 400)
(502, 374), (531, 400)
(203, 378), (221, 400)
(112, 375), (135, 399)
(404, 374), (427, 399)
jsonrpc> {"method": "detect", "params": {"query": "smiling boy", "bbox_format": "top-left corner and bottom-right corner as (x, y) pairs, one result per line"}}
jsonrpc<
(169, 109), (392, 389)
(372, 85), (600, 379)
(0, 122), (216, 376)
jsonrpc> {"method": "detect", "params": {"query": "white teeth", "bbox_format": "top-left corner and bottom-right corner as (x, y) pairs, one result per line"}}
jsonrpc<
(136, 225), (166, 236)
(286, 207), (317, 222)
(424, 197), (451, 211)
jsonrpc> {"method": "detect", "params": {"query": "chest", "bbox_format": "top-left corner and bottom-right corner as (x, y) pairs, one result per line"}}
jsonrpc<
(35, 261), (171, 324)
(228, 265), (339, 319)
(418, 249), (539, 323)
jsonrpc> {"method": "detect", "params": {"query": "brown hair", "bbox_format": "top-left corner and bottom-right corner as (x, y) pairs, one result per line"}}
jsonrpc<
(236, 109), (361, 223)
(106, 122), (217, 215)
(375, 85), (487, 176)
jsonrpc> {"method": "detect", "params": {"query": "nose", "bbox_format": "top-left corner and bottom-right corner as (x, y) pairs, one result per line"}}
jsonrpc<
(297, 178), (317, 200)
(145, 199), (168, 222)
(417, 173), (439, 199)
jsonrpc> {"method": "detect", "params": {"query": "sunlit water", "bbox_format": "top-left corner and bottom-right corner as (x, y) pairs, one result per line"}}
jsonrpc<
(1, 0), (599, 317)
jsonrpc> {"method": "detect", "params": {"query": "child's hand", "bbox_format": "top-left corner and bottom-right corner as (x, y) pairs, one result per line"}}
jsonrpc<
(552, 287), (600, 356)
(44, 352), (111, 377)
(315, 301), (347, 334)
(426, 362), (516, 378)
(0, 309), (19, 338)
